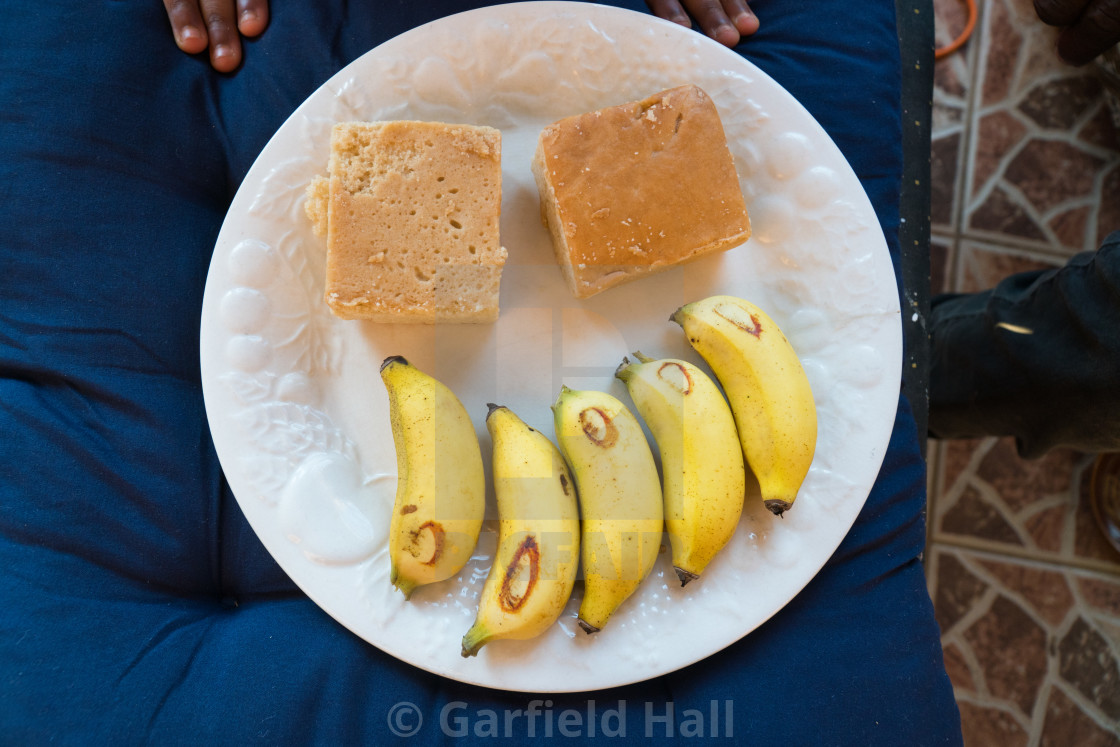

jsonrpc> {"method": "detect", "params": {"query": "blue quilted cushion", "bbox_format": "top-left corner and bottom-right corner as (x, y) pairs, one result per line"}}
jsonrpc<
(0, 1), (960, 743)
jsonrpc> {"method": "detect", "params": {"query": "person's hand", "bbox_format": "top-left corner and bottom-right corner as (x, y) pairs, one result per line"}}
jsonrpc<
(1033, 0), (1120, 65)
(647, 0), (760, 48)
(163, 0), (270, 72)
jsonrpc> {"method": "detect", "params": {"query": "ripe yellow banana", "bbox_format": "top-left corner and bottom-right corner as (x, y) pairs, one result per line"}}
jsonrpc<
(671, 296), (817, 517)
(381, 356), (485, 599)
(552, 386), (663, 634)
(615, 353), (745, 585)
(461, 405), (581, 657)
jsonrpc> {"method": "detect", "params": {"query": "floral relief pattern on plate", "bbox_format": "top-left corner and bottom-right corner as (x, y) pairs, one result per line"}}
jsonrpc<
(199, 2), (901, 692)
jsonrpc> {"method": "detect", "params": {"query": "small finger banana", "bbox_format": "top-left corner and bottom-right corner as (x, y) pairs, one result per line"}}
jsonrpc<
(552, 386), (663, 633)
(461, 405), (581, 657)
(381, 356), (485, 599)
(671, 296), (817, 517)
(616, 353), (745, 585)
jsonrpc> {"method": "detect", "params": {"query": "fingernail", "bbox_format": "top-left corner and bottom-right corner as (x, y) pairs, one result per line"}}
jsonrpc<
(712, 23), (738, 43)
(734, 10), (759, 32)
(181, 25), (202, 43)
(240, 9), (257, 24)
(214, 44), (233, 61)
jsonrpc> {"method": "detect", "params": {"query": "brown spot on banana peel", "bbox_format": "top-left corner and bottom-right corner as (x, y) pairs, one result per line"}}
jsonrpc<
(656, 361), (693, 395)
(559, 473), (570, 496)
(400, 504), (418, 515)
(498, 536), (540, 613)
(579, 407), (619, 448)
(408, 520), (446, 565)
(714, 306), (763, 338)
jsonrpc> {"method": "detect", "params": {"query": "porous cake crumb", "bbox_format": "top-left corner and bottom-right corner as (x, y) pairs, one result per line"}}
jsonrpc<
(307, 120), (506, 323)
(531, 85), (750, 299)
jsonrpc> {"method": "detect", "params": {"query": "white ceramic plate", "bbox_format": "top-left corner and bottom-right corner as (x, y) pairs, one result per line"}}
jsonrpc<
(200, 2), (901, 693)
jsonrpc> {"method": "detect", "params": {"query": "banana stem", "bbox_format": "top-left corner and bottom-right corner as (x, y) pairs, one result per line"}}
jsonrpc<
(461, 624), (491, 657)
(614, 358), (635, 382)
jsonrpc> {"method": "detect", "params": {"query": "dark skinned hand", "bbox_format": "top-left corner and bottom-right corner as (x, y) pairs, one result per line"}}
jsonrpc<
(163, 0), (269, 72)
(1033, 0), (1120, 65)
(646, 0), (760, 47)
(162, 1), (758, 72)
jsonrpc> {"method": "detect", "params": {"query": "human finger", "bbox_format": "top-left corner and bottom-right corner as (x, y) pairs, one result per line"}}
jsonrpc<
(679, 0), (741, 46)
(646, 0), (693, 28)
(720, 0), (760, 37)
(684, 0), (741, 46)
(1056, 0), (1120, 64)
(163, 0), (208, 55)
(647, 0), (758, 46)
(199, 0), (242, 72)
(1033, 0), (1092, 27)
(236, 0), (269, 38)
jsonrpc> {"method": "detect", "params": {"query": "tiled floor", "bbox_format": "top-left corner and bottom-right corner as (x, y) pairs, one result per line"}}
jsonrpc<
(927, 0), (1120, 743)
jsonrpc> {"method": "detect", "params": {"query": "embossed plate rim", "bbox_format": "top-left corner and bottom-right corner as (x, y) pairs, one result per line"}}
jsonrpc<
(200, 1), (902, 693)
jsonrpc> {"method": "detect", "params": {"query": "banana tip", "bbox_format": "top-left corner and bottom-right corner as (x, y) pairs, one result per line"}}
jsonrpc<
(764, 499), (792, 518)
(391, 568), (418, 600)
(674, 566), (700, 587)
(577, 618), (601, 635)
(380, 355), (409, 372)
(551, 385), (573, 411)
(614, 357), (633, 381)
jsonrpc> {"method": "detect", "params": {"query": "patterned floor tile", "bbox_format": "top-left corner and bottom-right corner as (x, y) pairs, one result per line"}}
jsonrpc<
(931, 0), (972, 232)
(927, 0), (1120, 739)
(954, 239), (1059, 293)
(931, 435), (1119, 569)
(929, 546), (1120, 742)
(962, 0), (1120, 253)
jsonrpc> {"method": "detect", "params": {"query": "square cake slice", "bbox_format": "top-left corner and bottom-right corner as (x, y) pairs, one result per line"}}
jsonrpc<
(310, 120), (506, 323)
(531, 85), (750, 299)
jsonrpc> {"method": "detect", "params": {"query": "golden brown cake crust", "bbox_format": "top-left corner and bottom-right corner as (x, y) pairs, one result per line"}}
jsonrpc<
(317, 120), (506, 323)
(532, 85), (750, 299)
